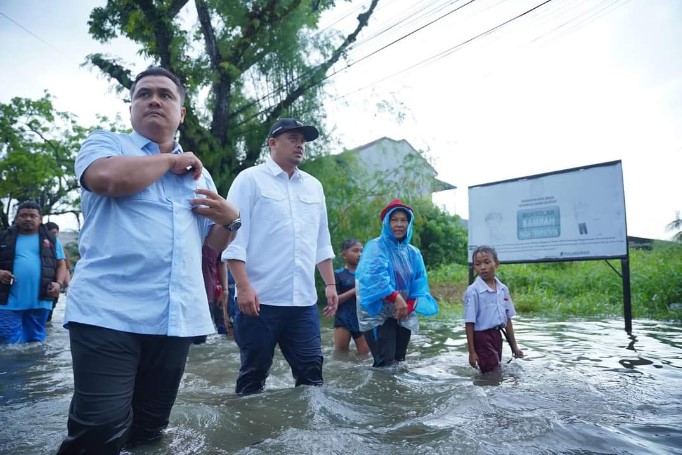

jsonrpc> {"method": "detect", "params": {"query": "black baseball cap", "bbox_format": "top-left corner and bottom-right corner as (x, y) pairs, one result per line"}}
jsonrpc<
(268, 118), (319, 142)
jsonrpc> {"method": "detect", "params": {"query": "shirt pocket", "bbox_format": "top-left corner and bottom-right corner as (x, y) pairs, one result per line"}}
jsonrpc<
(163, 172), (210, 206)
(260, 189), (288, 218)
(479, 290), (499, 308)
(298, 192), (322, 221)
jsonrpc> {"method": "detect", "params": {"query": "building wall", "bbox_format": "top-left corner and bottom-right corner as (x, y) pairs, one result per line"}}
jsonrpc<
(344, 137), (454, 200)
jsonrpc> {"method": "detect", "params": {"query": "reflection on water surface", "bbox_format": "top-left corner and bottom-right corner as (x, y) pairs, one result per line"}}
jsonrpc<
(1, 302), (681, 454)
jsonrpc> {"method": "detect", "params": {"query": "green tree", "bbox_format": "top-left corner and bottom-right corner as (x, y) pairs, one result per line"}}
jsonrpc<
(408, 198), (468, 268)
(667, 211), (682, 242)
(300, 152), (384, 257)
(300, 152), (467, 269)
(0, 93), (89, 229)
(86, 0), (381, 195)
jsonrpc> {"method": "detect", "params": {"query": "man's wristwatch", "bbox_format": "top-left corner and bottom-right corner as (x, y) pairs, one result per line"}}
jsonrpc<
(223, 216), (242, 232)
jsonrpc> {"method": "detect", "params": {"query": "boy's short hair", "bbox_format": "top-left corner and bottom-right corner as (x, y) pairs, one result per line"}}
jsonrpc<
(341, 238), (361, 251)
(472, 245), (498, 262)
(45, 221), (60, 231)
(130, 66), (186, 104)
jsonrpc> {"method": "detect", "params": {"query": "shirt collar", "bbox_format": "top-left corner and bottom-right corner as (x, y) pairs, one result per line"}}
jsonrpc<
(129, 130), (183, 154)
(474, 276), (501, 292)
(265, 157), (301, 180)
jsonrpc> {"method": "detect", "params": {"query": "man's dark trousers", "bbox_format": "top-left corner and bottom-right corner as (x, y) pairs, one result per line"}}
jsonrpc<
(234, 304), (323, 395)
(57, 323), (192, 454)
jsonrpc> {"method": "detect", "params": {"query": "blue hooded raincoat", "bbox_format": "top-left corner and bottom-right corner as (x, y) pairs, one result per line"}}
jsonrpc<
(356, 205), (439, 333)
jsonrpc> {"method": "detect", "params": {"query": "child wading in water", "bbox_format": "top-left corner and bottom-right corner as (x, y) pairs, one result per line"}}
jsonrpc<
(464, 246), (524, 373)
(333, 239), (370, 355)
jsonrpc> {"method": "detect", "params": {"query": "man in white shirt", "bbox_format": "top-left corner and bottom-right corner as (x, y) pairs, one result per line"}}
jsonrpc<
(223, 118), (338, 395)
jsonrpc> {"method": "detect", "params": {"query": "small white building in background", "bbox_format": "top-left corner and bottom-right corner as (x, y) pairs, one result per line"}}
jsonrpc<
(341, 136), (456, 201)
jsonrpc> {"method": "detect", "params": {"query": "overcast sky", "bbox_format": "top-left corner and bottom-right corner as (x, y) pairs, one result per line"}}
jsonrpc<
(1, 0), (680, 240)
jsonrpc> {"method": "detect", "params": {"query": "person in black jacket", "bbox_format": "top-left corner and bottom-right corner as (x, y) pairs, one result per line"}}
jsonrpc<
(0, 201), (68, 343)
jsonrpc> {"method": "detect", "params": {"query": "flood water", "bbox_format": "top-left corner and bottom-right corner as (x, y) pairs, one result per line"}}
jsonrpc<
(1, 299), (681, 455)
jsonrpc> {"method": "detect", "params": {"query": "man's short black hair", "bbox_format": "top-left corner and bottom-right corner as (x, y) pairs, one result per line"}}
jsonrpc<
(130, 66), (186, 104)
(16, 201), (41, 214)
(45, 221), (59, 231)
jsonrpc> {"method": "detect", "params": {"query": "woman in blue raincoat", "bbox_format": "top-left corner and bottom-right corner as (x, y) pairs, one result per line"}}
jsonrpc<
(356, 199), (438, 367)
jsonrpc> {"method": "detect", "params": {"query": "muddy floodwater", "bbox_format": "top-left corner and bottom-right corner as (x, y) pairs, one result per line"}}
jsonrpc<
(1, 300), (681, 454)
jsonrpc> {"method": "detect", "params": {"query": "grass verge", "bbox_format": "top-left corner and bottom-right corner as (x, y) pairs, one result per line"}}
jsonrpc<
(428, 243), (682, 321)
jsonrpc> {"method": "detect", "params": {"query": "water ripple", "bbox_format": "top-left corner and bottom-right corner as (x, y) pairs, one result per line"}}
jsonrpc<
(2, 305), (682, 454)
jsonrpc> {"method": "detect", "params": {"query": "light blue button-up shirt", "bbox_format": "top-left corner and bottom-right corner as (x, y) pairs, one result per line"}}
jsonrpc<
(222, 158), (334, 306)
(64, 130), (216, 337)
(463, 276), (516, 331)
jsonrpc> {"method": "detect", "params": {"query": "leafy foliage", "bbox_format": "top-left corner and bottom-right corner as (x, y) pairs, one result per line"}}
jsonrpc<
(409, 199), (468, 269)
(429, 242), (682, 320)
(300, 151), (467, 270)
(85, 0), (382, 195)
(0, 93), (88, 228)
(423, 262), (470, 308)
(666, 211), (682, 242)
(0, 93), (126, 229)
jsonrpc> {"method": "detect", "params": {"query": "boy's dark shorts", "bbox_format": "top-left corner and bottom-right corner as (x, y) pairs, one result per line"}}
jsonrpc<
(474, 328), (503, 373)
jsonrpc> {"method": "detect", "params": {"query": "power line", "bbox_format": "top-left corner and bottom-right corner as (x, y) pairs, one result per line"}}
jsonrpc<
(348, 0), (455, 50)
(329, 0), (628, 103)
(209, 0), (635, 145)
(242, 0), (541, 126)
(324, 0), (557, 109)
(0, 10), (72, 63)
(231, 0), (479, 128)
(316, 1), (366, 35)
(415, 0), (554, 66)
(344, 0), (478, 69)
(528, 0), (629, 46)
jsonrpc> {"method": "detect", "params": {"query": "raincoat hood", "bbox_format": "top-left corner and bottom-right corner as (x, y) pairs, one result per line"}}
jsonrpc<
(380, 205), (415, 246)
(355, 201), (439, 327)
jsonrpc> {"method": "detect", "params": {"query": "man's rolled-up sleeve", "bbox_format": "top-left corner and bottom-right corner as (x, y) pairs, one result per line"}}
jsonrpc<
(315, 190), (334, 264)
(75, 130), (121, 191)
(222, 172), (251, 263)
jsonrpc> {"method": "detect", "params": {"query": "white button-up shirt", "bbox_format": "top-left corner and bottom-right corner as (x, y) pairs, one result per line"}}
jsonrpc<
(463, 276), (516, 331)
(223, 158), (334, 306)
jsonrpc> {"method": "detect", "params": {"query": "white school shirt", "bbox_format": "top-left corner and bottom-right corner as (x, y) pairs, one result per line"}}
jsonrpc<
(222, 158), (334, 306)
(463, 276), (516, 331)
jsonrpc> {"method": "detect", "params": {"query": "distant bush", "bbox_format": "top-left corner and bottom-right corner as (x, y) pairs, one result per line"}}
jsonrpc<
(428, 243), (682, 321)
(427, 262), (469, 306)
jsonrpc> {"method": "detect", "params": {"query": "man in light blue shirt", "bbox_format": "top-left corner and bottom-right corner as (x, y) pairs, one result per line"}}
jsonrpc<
(224, 118), (338, 395)
(57, 67), (241, 454)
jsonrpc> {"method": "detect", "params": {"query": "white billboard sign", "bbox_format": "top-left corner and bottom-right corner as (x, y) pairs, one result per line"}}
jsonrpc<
(468, 161), (627, 263)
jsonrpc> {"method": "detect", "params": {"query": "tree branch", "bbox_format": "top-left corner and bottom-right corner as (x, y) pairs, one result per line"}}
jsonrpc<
(195, 0), (220, 66)
(137, 0), (172, 67)
(195, 0), (232, 144)
(231, 0), (299, 69)
(266, 0), (380, 125)
(168, 0), (187, 17)
(87, 54), (133, 91)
